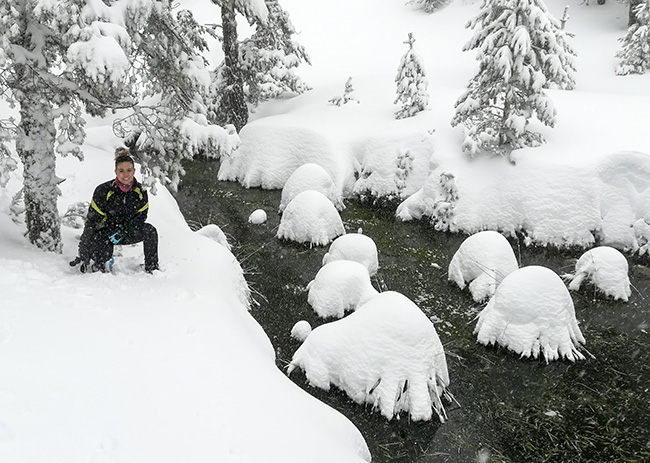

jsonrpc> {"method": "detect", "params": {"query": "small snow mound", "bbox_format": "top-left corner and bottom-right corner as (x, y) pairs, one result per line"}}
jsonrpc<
(307, 260), (379, 318)
(276, 190), (345, 246)
(322, 233), (379, 276)
(567, 246), (631, 302)
(248, 209), (268, 224)
(448, 231), (518, 302)
(288, 291), (451, 422)
(280, 163), (344, 213)
(195, 224), (231, 251)
(475, 266), (586, 362)
(291, 320), (312, 342)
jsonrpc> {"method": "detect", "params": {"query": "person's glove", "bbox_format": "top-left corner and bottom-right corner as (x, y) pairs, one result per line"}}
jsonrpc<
(109, 231), (123, 244)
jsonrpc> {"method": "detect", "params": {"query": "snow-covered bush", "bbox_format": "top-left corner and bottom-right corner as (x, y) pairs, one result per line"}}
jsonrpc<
(307, 260), (379, 318)
(396, 167), (458, 230)
(291, 320), (312, 342)
(61, 201), (89, 229)
(195, 224), (231, 251)
(322, 233), (379, 276)
(448, 231), (519, 302)
(475, 266), (586, 362)
(566, 246), (632, 302)
(634, 216), (650, 255)
(280, 163), (343, 213)
(277, 190), (345, 246)
(288, 291), (451, 422)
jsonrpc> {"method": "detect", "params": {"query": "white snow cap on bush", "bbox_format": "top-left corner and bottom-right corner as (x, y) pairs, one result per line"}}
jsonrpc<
(277, 190), (345, 246)
(195, 224), (231, 251)
(280, 163), (344, 213)
(288, 291), (451, 422)
(291, 320), (312, 342)
(475, 266), (586, 362)
(307, 260), (379, 318)
(248, 209), (268, 224)
(448, 231), (519, 302)
(322, 233), (379, 276)
(567, 246), (632, 302)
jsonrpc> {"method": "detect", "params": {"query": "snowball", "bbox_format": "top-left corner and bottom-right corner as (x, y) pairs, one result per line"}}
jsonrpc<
(288, 291), (451, 422)
(195, 224), (231, 251)
(475, 266), (586, 362)
(291, 320), (312, 342)
(322, 233), (379, 276)
(248, 209), (268, 224)
(567, 246), (631, 302)
(448, 231), (519, 302)
(276, 190), (345, 246)
(280, 163), (344, 213)
(307, 260), (379, 318)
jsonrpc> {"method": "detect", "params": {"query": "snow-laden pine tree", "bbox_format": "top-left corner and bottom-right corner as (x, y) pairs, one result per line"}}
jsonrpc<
(451, 0), (576, 158)
(239, 0), (311, 107)
(209, 0), (269, 130)
(615, 0), (650, 75)
(0, 0), (237, 252)
(406, 0), (451, 13)
(394, 33), (429, 119)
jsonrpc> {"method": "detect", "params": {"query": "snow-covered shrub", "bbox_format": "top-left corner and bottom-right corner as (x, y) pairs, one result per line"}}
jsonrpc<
(396, 167), (458, 230)
(248, 209), (267, 224)
(329, 77), (359, 106)
(288, 291), (451, 422)
(280, 163), (343, 213)
(277, 190), (345, 246)
(475, 266), (586, 362)
(634, 216), (650, 255)
(195, 224), (231, 251)
(448, 231), (519, 302)
(307, 260), (379, 318)
(566, 246), (632, 302)
(291, 320), (312, 342)
(322, 233), (379, 276)
(61, 201), (89, 229)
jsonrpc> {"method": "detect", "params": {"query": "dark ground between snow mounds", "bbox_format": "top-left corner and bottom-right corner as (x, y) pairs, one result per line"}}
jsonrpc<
(174, 158), (650, 463)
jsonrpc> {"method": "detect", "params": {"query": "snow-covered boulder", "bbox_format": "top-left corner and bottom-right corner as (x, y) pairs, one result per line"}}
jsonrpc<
(322, 233), (379, 276)
(448, 231), (518, 302)
(195, 224), (231, 251)
(288, 291), (451, 422)
(291, 320), (312, 342)
(307, 260), (379, 318)
(280, 163), (344, 213)
(474, 266), (586, 362)
(567, 246), (631, 302)
(277, 190), (345, 246)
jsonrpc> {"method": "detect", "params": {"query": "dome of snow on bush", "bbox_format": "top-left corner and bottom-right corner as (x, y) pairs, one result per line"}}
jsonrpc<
(280, 163), (344, 213)
(276, 190), (345, 246)
(322, 233), (379, 276)
(474, 266), (586, 362)
(288, 291), (452, 422)
(567, 246), (631, 302)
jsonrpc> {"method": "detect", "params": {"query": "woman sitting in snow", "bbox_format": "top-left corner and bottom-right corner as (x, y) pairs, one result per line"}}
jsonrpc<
(70, 147), (159, 273)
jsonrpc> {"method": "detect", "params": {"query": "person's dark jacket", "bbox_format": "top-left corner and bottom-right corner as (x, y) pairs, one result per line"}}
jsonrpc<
(86, 178), (149, 240)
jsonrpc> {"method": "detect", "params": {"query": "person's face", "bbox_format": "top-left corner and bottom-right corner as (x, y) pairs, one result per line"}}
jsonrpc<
(115, 161), (135, 185)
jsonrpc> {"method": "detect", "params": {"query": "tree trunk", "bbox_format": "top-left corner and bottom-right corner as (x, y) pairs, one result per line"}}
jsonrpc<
(15, 69), (62, 253)
(629, 0), (643, 26)
(220, 0), (248, 131)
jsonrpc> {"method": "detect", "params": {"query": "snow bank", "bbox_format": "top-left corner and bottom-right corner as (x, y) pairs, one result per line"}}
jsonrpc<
(567, 246), (632, 302)
(322, 233), (379, 276)
(475, 266), (586, 362)
(307, 260), (379, 318)
(289, 291), (450, 422)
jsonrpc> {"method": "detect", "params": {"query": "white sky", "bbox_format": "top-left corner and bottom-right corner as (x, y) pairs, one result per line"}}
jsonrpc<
(1, 0), (649, 461)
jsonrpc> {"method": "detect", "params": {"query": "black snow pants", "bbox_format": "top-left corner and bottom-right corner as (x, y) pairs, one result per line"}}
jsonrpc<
(79, 222), (158, 269)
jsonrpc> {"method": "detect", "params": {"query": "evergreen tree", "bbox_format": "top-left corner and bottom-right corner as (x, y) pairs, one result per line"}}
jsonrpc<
(239, 0), (311, 107)
(451, 0), (576, 158)
(394, 33), (429, 119)
(0, 0), (237, 252)
(616, 0), (650, 75)
(209, 0), (269, 130)
(406, 0), (450, 13)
